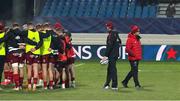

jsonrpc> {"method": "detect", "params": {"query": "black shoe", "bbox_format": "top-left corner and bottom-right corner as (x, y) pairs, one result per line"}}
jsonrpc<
(121, 81), (128, 88)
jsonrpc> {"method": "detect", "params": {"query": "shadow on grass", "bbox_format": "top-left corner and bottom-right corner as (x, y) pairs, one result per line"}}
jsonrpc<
(0, 85), (78, 94)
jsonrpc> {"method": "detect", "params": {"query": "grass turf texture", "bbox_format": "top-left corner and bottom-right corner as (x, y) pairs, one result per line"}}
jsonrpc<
(0, 60), (180, 100)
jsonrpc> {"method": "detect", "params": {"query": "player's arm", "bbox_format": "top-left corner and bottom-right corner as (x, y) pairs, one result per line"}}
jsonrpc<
(0, 31), (12, 44)
(50, 34), (55, 50)
(22, 30), (38, 45)
(40, 31), (51, 38)
(34, 32), (43, 50)
(125, 39), (135, 57)
(58, 39), (65, 54)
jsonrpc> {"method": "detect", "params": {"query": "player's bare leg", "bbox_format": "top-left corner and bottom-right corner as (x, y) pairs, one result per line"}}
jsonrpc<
(37, 64), (43, 87)
(32, 63), (38, 91)
(62, 68), (66, 89)
(54, 68), (60, 87)
(1, 63), (11, 85)
(48, 63), (54, 89)
(19, 63), (24, 89)
(12, 63), (20, 91)
(42, 63), (48, 89)
(69, 64), (75, 88)
(27, 64), (32, 90)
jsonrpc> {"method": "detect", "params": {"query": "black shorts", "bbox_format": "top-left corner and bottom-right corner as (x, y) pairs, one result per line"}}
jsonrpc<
(55, 61), (67, 70)
(67, 58), (75, 65)
(0, 55), (5, 67)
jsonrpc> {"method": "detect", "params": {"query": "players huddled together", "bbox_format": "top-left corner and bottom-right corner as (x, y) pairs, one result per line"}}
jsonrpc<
(0, 21), (76, 91)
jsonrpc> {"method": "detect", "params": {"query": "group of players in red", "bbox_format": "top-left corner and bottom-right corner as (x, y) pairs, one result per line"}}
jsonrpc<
(0, 21), (76, 91)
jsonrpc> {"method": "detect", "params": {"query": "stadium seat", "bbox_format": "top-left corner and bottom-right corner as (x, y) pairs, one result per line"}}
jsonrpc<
(149, 5), (157, 17)
(113, 0), (122, 17)
(127, 2), (136, 18)
(120, 0), (128, 17)
(98, 0), (108, 17)
(77, 0), (88, 16)
(90, 0), (100, 17)
(105, 1), (114, 17)
(55, 0), (67, 16)
(83, 0), (94, 16)
(61, 0), (72, 16)
(142, 6), (149, 18)
(40, 0), (158, 18)
(134, 6), (142, 18)
(69, 0), (79, 16)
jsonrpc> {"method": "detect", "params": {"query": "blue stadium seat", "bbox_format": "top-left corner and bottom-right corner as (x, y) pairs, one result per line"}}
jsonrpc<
(54, 0), (66, 16)
(113, 0), (122, 17)
(120, 0), (128, 17)
(41, 5), (48, 16)
(41, 0), (53, 16)
(98, 1), (108, 17)
(69, 0), (79, 16)
(83, 1), (94, 16)
(61, 0), (72, 16)
(90, 0), (100, 17)
(142, 6), (149, 18)
(149, 5), (157, 17)
(127, 2), (136, 18)
(49, 3), (58, 16)
(52, 0), (59, 4)
(40, 0), (157, 18)
(77, 0), (87, 16)
(105, 2), (114, 17)
(134, 6), (142, 18)
(45, 0), (52, 7)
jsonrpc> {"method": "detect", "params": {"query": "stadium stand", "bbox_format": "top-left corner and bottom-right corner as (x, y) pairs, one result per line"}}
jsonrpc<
(36, 0), (180, 45)
(40, 0), (158, 18)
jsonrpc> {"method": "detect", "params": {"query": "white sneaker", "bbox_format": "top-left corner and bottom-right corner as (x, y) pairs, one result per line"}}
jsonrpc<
(49, 86), (53, 90)
(71, 81), (76, 88)
(37, 79), (43, 87)
(19, 86), (23, 90)
(13, 87), (19, 91)
(62, 84), (65, 89)
(28, 84), (32, 90)
(33, 84), (36, 91)
(112, 87), (118, 91)
(104, 86), (109, 89)
(43, 87), (48, 90)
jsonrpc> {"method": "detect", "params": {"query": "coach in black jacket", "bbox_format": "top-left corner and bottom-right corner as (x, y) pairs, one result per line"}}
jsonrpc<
(102, 21), (121, 90)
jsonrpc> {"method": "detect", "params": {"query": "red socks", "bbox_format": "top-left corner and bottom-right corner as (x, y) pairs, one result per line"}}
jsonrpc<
(9, 71), (13, 82)
(28, 79), (31, 84)
(44, 81), (47, 88)
(49, 80), (54, 87)
(33, 78), (38, 84)
(4, 71), (9, 80)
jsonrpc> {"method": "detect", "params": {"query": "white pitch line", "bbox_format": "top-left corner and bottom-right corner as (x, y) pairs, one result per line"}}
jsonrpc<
(75, 63), (85, 67)
(137, 69), (180, 73)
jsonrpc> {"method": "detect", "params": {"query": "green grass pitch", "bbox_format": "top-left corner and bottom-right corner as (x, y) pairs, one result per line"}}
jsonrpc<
(0, 60), (180, 100)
